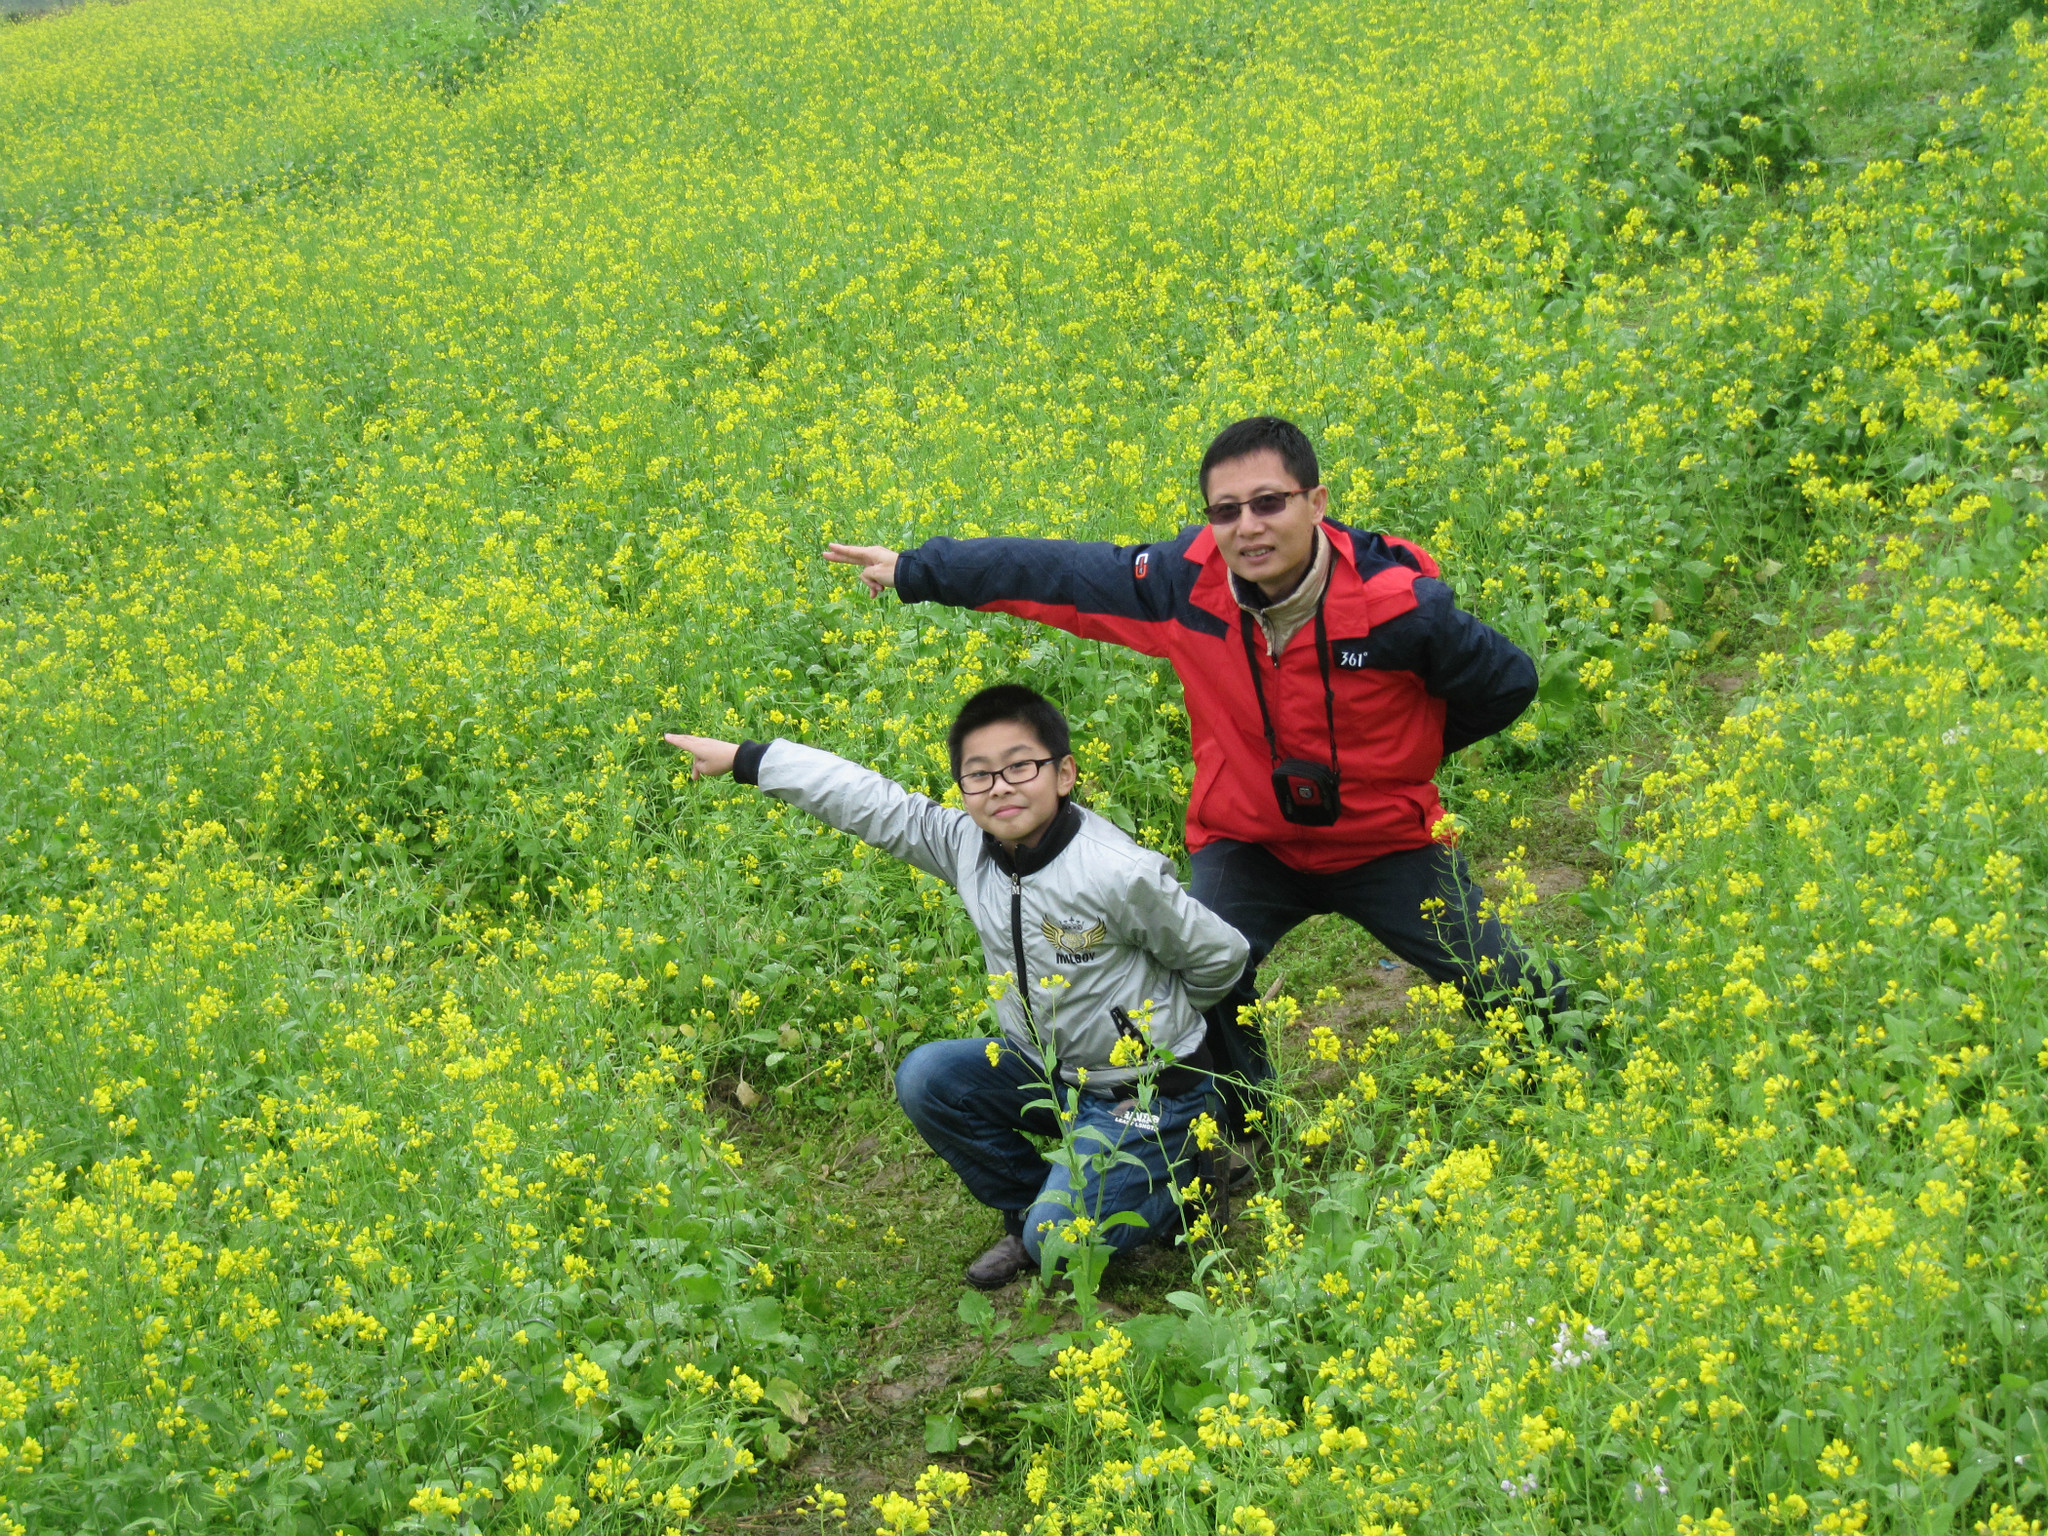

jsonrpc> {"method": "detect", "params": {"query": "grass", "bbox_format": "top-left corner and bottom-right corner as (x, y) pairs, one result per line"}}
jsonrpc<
(3, 0), (2045, 1529)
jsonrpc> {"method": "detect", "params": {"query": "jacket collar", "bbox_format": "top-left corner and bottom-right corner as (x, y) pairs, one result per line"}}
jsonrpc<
(1233, 526), (1333, 656)
(1187, 518), (1360, 626)
(982, 797), (1082, 877)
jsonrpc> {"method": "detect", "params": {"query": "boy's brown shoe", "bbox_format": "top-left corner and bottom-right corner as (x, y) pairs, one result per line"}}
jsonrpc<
(965, 1234), (1030, 1290)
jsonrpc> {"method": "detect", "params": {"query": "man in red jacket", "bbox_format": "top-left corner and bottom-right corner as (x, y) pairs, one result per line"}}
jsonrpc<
(827, 416), (1560, 1122)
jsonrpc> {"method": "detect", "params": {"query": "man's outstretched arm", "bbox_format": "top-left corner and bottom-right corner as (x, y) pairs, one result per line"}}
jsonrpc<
(824, 544), (900, 595)
(826, 535), (1180, 658)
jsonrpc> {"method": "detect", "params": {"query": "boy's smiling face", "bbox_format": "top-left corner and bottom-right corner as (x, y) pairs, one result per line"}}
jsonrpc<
(956, 719), (1078, 850)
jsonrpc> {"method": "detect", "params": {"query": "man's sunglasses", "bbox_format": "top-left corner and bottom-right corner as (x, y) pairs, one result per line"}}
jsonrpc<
(1203, 487), (1314, 525)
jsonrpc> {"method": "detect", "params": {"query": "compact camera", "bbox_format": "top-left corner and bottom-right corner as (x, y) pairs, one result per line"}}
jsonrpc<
(1271, 758), (1342, 826)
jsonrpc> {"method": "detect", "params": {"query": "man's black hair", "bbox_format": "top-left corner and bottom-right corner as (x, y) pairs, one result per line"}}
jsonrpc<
(1198, 415), (1321, 497)
(947, 684), (1071, 779)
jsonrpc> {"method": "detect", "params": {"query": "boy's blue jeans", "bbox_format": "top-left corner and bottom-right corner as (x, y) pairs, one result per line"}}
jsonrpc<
(895, 1037), (1217, 1265)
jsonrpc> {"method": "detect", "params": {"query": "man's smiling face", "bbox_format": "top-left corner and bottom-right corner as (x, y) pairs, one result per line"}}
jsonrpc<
(1204, 447), (1329, 599)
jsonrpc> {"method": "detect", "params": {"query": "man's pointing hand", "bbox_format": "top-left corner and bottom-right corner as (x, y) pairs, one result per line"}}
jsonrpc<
(824, 543), (900, 597)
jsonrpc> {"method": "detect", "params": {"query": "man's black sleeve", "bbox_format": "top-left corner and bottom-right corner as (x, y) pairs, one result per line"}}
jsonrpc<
(892, 534), (1185, 656)
(1367, 578), (1537, 754)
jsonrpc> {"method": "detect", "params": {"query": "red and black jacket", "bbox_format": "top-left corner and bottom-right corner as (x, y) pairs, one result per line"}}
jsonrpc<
(894, 519), (1536, 874)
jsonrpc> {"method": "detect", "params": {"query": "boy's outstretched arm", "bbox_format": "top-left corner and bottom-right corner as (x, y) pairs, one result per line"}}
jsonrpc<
(664, 732), (968, 885)
(664, 734), (738, 778)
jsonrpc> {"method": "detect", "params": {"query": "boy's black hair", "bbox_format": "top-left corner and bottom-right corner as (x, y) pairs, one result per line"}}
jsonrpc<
(1198, 415), (1321, 498)
(947, 684), (1071, 779)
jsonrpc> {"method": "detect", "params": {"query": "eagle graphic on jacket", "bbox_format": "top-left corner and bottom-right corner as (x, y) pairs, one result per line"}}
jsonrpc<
(1043, 917), (1106, 964)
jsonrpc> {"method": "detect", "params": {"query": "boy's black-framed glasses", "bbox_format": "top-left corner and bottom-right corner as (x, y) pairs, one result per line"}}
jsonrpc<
(1202, 487), (1314, 525)
(957, 757), (1058, 795)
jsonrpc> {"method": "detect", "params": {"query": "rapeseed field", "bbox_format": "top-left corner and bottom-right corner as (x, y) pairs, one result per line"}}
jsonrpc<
(1, 0), (2044, 1527)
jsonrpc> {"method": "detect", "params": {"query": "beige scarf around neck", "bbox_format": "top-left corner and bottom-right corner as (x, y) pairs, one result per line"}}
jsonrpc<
(1232, 526), (1332, 660)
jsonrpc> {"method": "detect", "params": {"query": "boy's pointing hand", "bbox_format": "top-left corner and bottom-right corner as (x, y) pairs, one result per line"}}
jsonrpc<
(661, 733), (737, 779)
(824, 543), (899, 596)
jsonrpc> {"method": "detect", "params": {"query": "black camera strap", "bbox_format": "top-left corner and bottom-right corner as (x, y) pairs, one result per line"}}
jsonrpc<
(1237, 592), (1340, 775)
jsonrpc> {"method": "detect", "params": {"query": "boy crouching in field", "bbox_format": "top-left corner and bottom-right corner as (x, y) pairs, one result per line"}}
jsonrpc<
(664, 685), (1249, 1290)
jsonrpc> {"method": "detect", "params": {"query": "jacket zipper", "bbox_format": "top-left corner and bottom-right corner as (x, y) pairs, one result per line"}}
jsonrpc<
(1008, 872), (1036, 1033)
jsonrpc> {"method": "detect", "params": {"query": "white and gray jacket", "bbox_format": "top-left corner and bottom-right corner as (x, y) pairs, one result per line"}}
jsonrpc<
(734, 739), (1249, 1093)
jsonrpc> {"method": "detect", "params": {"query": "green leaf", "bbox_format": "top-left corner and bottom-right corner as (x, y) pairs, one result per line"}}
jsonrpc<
(957, 1290), (995, 1330)
(924, 1413), (961, 1453)
(725, 1296), (787, 1344)
(699, 1483), (758, 1516)
(1118, 1312), (1183, 1361)
(619, 1390), (664, 1430)
(678, 1271), (725, 1307)
(1987, 1301), (2013, 1348)
(765, 1376), (810, 1425)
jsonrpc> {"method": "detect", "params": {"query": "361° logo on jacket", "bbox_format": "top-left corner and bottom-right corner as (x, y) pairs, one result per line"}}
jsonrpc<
(1332, 638), (1372, 669)
(1043, 917), (1106, 964)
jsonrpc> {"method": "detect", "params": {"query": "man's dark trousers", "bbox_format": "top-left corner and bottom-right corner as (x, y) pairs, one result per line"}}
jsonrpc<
(1191, 840), (1566, 1127)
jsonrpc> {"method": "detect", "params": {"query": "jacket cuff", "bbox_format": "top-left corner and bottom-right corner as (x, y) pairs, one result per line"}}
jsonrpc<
(893, 547), (929, 603)
(733, 740), (770, 785)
